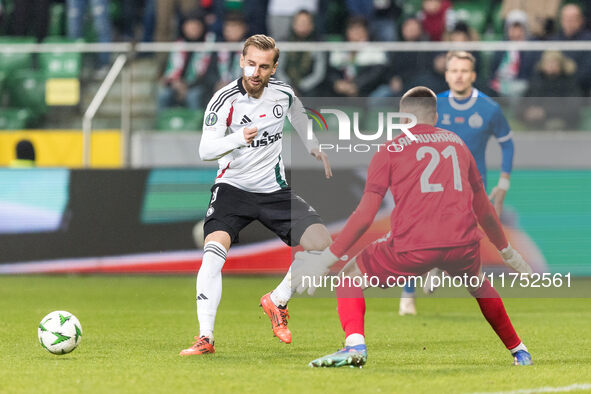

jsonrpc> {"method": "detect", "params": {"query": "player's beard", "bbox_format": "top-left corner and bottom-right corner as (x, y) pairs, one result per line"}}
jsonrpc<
(243, 75), (268, 97)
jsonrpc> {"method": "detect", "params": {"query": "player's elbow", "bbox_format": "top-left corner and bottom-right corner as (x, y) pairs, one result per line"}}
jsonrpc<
(198, 144), (217, 161)
(478, 211), (498, 231)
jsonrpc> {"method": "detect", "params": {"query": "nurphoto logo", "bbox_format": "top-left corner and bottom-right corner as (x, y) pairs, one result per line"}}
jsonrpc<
(305, 108), (418, 153)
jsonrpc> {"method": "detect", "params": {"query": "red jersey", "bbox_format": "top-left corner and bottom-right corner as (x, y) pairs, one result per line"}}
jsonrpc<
(365, 124), (484, 252)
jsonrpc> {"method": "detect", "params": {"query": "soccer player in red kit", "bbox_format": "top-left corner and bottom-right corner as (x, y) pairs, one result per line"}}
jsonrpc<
(293, 86), (533, 368)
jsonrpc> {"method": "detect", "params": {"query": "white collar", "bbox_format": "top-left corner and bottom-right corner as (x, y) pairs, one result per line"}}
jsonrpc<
(449, 88), (478, 111)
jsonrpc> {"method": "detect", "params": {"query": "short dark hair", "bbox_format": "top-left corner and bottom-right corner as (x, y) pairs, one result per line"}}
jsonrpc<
(294, 9), (313, 19)
(16, 139), (35, 161)
(182, 7), (205, 23)
(400, 86), (437, 123)
(346, 16), (369, 31)
(224, 11), (245, 25)
(452, 21), (470, 35)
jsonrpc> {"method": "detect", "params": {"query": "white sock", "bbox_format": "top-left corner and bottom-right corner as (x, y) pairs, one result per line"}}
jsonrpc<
(271, 266), (292, 307)
(509, 342), (528, 355)
(345, 333), (365, 347)
(401, 289), (415, 298)
(197, 241), (227, 339)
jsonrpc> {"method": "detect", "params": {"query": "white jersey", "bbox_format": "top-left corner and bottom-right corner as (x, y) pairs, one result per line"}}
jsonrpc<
(199, 78), (318, 193)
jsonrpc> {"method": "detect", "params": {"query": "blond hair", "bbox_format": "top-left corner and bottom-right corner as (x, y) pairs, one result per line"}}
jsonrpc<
(243, 34), (280, 64)
(446, 50), (476, 71)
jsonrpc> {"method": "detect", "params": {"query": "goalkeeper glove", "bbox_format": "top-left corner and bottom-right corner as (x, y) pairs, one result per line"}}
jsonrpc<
(499, 243), (533, 274)
(292, 248), (339, 296)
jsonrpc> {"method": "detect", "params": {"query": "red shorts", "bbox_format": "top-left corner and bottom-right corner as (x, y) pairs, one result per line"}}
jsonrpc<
(356, 236), (481, 287)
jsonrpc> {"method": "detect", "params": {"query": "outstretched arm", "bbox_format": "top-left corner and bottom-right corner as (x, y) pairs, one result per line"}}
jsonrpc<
(330, 191), (383, 258)
(331, 150), (390, 257)
(291, 150), (389, 295)
(292, 190), (383, 296)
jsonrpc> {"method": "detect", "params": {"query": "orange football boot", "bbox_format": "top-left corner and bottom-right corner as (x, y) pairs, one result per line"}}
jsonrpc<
(260, 292), (291, 343)
(179, 336), (215, 356)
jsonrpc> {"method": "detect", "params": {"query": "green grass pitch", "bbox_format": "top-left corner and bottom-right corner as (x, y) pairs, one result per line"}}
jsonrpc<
(0, 275), (590, 393)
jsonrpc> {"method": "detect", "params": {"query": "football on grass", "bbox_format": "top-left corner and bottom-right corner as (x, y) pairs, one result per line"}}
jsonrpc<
(38, 311), (82, 355)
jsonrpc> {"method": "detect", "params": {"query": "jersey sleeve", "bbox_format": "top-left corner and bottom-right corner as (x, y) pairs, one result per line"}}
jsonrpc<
(364, 149), (391, 197)
(491, 105), (514, 174)
(198, 89), (247, 161)
(287, 95), (319, 153)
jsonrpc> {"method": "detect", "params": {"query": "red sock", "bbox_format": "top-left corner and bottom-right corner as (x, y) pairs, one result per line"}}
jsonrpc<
(336, 283), (365, 337)
(471, 279), (521, 349)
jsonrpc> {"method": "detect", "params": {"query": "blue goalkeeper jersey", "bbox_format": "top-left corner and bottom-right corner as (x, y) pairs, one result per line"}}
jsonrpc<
(436, 88), (514, 188)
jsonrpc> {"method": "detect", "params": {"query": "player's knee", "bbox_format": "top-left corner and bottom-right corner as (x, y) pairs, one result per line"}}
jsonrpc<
(204, 231), (231, 251)
(300, 224), (332, 251)
(308, 237), (331, 251)
(467, 277), (497, 298)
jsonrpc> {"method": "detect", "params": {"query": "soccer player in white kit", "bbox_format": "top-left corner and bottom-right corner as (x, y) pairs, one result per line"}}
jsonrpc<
(180, 35), (333, 355)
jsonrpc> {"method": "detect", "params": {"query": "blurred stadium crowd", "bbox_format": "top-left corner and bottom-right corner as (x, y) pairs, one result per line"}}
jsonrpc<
(1, 0), (591, 132)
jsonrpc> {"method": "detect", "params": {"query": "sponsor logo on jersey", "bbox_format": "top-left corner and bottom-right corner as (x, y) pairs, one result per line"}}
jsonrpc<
(273, 104), (283, 118)
(455, 116), (465, 124)
(205, 112), (218, 126)
(441, 113), (451, 125)
(249, 131), (282, 148)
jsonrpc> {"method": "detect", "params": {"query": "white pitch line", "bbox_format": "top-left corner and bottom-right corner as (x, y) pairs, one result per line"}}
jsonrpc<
(470, 383), (591, 394)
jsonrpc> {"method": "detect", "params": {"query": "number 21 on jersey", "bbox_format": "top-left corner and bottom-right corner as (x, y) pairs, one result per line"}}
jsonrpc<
(416, 145), (463, 193)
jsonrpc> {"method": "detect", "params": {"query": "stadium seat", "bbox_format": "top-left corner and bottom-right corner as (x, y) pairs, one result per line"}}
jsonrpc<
(0, 36), (36, 74)
(0, 108), (31, 130)
(39, 37), (83, 78)
(453, 1), (490, 34)
(225, 0), (243, 11)
(156, 108), (204, 132)
(7, 70), (47, 120)
(324, 34), (344, 42)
